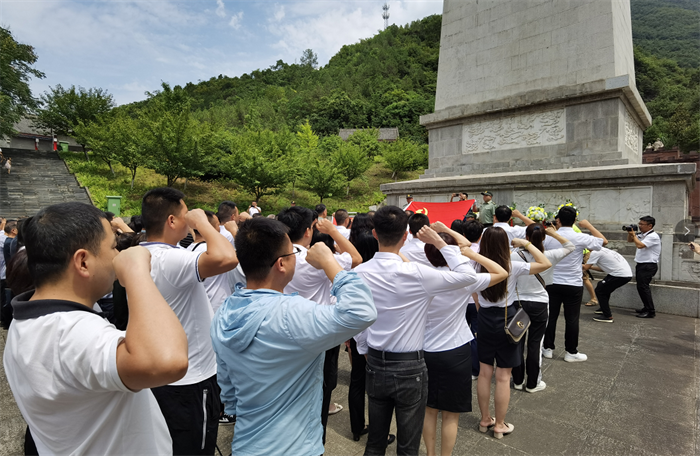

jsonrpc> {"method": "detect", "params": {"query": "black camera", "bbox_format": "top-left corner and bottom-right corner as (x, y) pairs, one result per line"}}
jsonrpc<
(622, 224), (638, 232)
(543, 220), (554, 227)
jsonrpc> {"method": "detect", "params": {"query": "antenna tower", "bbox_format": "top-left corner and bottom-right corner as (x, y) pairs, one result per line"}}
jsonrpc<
(382, 2), (390, 30)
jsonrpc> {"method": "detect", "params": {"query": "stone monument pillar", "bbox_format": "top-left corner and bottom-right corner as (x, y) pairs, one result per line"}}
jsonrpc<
(381, 0), (699, 315)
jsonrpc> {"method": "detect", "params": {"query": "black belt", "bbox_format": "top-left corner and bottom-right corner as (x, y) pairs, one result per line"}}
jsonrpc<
(368, 347), (424, 361)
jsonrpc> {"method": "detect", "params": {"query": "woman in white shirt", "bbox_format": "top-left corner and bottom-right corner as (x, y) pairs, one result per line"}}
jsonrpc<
(475, 227), (551, 439)
(421, 223), (508, 456)
(510, 224), (574, 393)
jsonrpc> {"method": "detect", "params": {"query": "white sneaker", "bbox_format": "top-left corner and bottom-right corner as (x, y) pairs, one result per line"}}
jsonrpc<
(564, 352), (588, 362)
(526, 381), (547, 393)
(542, 348), (553, 359)
(513, 382), (523, 391)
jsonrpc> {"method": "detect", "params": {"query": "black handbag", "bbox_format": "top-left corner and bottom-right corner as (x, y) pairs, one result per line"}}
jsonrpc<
(504, 278), (531, 344)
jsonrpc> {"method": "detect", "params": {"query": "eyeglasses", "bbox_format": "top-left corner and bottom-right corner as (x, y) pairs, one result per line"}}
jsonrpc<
(270, 247), (301, 267)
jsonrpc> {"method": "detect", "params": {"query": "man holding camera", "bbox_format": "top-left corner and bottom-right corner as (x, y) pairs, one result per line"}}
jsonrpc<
(627, 216), (661, 318)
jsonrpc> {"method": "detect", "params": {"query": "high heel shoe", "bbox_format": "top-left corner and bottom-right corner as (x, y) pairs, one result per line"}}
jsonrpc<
(493, 423), (514, 439)
(478, 417), (496, 433)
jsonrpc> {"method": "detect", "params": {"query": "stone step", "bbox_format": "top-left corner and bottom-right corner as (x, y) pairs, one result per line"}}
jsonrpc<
(0, 148), (92, 219)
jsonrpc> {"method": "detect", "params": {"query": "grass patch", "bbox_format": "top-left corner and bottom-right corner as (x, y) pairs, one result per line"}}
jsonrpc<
(60, 152), (423, 216)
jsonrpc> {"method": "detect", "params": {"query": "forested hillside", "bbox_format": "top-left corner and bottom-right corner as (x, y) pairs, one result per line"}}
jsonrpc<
(186, 15), (441, 143)
(631, 0), (700, 68)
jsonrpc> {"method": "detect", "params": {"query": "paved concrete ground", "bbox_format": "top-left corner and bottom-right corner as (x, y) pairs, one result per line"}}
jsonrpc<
(2, 305), (699, 455)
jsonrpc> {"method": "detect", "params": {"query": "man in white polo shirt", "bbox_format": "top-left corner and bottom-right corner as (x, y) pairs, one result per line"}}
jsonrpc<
(334, 209), (352, 239)
(4, 202), (188, 454)
(628, 216), (661, 318)
(584, 247), (633, 323)
(492, 206), (534, 245)
(216, 200), (239, 245)
(354, 206), (480, 456)
(399, 213), (432, 265)
(542, 207), (606, 362)
(141, 187), (239, 455)
(278, 205), (362, 443)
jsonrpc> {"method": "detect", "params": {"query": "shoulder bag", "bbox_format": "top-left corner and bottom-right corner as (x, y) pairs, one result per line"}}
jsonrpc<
(504, 275), (531, 344)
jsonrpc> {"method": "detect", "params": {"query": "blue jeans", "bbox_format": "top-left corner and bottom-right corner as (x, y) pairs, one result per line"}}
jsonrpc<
(364, 355), (428, 456)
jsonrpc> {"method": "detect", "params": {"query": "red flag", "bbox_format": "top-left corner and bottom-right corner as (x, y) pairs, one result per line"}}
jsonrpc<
(404, 200), (476, 225)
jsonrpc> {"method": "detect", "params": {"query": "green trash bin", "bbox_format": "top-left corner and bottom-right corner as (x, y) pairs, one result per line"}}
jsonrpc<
(59, 141), (69, 152)
(106, 196), (122, 216)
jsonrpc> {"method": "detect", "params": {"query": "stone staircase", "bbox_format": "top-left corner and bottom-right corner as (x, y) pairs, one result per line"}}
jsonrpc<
(0, 148), (91, 219)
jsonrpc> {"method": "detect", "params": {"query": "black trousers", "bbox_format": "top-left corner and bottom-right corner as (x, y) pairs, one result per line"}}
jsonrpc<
(151, 375), (220, 455)
(512, 300), (548, 389)
(544, 284), (583, 354)
(596, 275), (632, 317)
(465, 303), (480, 377)
(348, 338), (367, 436)
(321, 345), (341, 444)
(636, 263), (658, 313)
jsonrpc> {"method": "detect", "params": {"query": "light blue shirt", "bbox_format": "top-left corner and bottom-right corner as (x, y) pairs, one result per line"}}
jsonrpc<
(211, 270), (376, 456)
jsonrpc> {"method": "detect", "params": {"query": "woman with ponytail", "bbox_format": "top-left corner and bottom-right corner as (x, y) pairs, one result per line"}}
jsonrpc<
(475, 227), (551, 439)
(510, 224), (574, 392)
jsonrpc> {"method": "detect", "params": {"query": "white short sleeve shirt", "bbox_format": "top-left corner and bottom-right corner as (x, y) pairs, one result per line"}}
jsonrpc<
(4, 300), (171, 455)
(335, 225), (351, 240)
(399, 237), (432, 266)
(142, 242), (217, 385)
(480, 261), (530, 308)
(543, 227), (604, 286)
(284, 244), (353, 305)
(588, 248), (633, 277)
(219, 225), (235, 246)
(424, 272), (491, 352)
(635, 231), (661, 264)
(187, 241), (233, 313)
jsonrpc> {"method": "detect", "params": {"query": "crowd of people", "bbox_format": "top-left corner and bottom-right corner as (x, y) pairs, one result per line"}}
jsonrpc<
(0, 189), (668, 456)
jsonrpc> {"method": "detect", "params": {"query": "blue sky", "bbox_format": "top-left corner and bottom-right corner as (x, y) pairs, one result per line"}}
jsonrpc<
(1, 1), (442, 105)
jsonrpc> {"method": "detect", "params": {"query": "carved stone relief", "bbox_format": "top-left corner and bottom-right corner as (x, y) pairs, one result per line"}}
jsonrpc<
(624, 109), (639, 153)
(462, 109), (566, 154)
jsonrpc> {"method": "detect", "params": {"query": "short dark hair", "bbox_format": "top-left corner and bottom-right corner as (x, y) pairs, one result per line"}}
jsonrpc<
(4, 220), (17, 234)
(311, 231), (336, 254)
(128, 215), (143, 233)
(217, 201), (238, 223)
(142, 187), (185, 237)
(315, 204), (326, 214)
(640, 216), (655, 227)
(463, 220), (484, 242)
(408, 213), (430, 236)
(557, 206), (577, 227)
(335, 209), (349, 226)
(22, 202), (109, 288)
(424, 232), (456, 268)
(277, 206), (314, 243)
(373, 206), (408, 246)
(494, 205), (512, 223)
(352, 231), (379, 263)
(235, 218), (290, 282)
(450, 219), (464, 235)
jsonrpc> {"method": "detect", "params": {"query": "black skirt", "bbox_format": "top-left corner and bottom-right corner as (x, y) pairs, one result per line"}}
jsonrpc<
(424, 342), (472, 413)
(477, 305), (523, 368)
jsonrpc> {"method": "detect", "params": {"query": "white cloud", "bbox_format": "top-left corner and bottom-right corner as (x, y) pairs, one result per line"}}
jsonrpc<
(273, 5), (286, 22)
(216, 0), (226, 18)
(229, 11), (244, 29)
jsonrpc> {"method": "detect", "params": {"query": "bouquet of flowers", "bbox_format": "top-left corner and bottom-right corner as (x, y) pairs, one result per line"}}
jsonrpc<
(556, 200), (579, 218)
(526, 205), (548, 222)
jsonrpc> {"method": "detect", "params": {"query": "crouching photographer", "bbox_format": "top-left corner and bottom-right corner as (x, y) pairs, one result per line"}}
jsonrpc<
(626, 216), (661, 318)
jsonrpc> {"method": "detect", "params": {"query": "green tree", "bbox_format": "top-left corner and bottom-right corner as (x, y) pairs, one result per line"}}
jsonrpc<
(346, 128), (381, 157)
(0, 27), (45, 140)
(301, 151), (344, 203)
(332, 139), (371, 196)
(381, 139), (428, 180)
(220, 128), (295, 201)
(35, 84), (115, 160)
(139, 83), (215, 187)
(300, 49), (318, 69)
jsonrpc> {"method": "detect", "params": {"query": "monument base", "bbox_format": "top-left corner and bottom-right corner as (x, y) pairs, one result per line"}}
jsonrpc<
(381, 163), (699, 315)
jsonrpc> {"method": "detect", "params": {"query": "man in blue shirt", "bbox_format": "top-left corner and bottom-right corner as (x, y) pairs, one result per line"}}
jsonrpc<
(211, 217), (377, 456)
